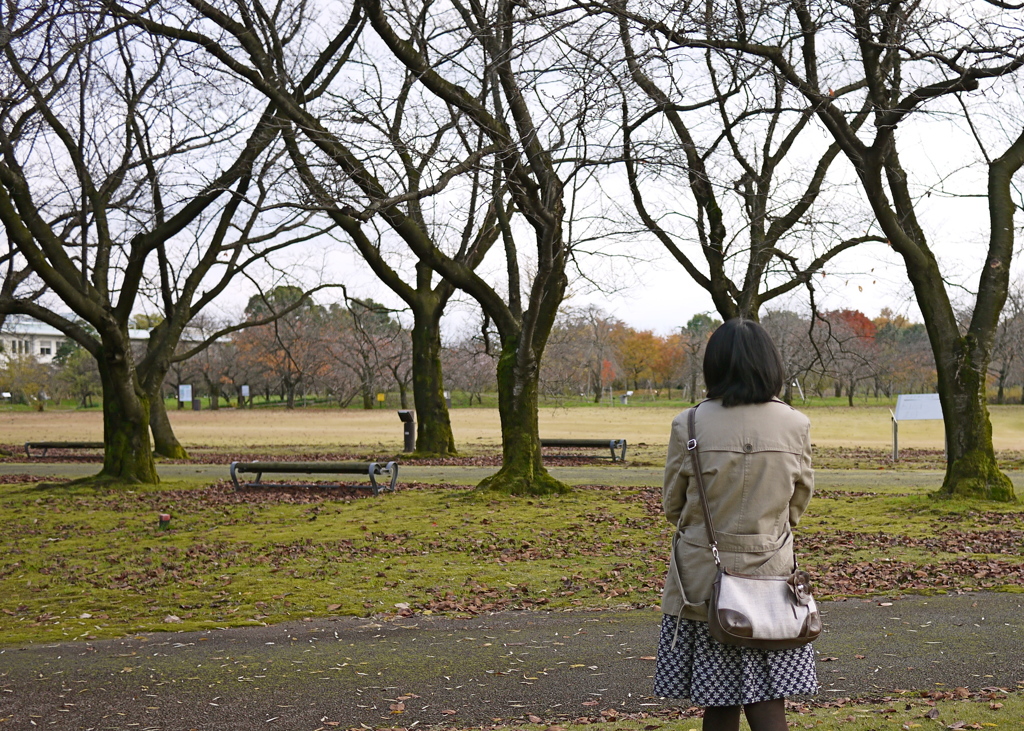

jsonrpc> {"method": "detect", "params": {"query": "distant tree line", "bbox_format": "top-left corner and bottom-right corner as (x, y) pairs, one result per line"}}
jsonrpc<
(20, 295), (1024, 415)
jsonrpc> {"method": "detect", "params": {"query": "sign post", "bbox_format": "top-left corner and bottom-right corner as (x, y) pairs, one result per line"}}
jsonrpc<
(891, 394), (944, 462)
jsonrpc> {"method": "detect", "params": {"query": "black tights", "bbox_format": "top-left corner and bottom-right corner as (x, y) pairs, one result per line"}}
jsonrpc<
(702, 698), (787, 731)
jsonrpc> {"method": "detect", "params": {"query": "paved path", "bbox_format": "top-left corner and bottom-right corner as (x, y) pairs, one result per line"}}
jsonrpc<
(2, 593), (1023, 730)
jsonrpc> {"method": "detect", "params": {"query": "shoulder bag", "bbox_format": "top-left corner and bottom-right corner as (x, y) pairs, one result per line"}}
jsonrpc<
(686, 405), (822, 650)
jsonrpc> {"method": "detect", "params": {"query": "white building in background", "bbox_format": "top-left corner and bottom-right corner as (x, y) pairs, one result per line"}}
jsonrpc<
(0, 315), (67, 365)
(0, 315), (155, 366)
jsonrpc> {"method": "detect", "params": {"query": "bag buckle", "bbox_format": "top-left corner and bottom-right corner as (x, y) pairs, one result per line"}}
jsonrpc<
(686, 438), (697, 451)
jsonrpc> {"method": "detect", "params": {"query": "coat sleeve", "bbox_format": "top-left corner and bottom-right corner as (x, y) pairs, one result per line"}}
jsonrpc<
(663, 411), (691, 525)
(789, 420), (814, 527)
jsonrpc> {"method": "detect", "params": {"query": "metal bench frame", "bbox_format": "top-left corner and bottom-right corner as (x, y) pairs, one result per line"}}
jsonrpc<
(24, 441), (105, 458)
(229, 461), (399, 495)
(540, 438), (627, 462)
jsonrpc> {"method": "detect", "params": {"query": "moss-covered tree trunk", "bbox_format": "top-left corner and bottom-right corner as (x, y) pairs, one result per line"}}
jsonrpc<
(98, 344), (159, 483)
(933, 333), (1014, 501)
(149, 393), (188, 459)
(477, 335), (569, 496)
(410, 301), (456, 456)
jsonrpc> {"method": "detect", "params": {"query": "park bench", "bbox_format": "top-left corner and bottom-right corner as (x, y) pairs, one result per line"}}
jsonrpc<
(24, 441), (104, 458)
(229, 460), (399, 495)
(540, 438), (627, 462)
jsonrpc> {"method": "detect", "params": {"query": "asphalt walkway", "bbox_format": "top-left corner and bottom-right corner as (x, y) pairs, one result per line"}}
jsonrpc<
(2, 593), (1023, 730)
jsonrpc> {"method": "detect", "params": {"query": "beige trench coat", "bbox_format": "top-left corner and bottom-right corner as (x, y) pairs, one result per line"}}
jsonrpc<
(661, 399), (814, 621)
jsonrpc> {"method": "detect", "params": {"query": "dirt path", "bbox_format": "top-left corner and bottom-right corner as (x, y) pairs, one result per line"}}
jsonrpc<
(1, 594), (1022, 730)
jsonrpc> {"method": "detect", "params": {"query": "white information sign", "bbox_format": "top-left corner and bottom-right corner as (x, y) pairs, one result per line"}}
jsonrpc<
(891, 393), (944, 462)
(241, 385), (250, 398)
(178, 384), (192, 402)
(894, 393), (943, 421)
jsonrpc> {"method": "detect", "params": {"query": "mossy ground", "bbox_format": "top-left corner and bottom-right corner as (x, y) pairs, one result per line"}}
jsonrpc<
(4, 468), (1024, 647)
(544, 690), (1024, 729)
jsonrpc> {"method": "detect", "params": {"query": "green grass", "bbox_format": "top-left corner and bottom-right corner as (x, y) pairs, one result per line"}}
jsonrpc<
(3, 472), (1024, 646)
(528, 689), (1024, 729)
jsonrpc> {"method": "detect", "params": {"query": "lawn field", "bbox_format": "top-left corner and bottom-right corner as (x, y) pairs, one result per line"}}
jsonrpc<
(3, 406), (1024, 730)
(3, 403), (1024, 451)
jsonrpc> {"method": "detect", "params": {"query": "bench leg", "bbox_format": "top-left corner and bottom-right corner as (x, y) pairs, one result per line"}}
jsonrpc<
(367, 463), (380, 496)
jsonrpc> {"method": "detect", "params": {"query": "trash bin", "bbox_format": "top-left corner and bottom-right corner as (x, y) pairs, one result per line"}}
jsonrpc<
(397, 410), (415, 452)
(191, 399), (201, 411)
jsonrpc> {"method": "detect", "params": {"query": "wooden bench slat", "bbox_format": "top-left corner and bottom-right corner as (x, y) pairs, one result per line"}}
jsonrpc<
(540, 438), (627, 461)
(25, 441), (105, 457)
(229, 461), (398, 495)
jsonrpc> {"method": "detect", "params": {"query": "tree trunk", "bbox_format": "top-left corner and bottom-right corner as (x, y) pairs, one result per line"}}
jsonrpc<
(782, 380), (793, 404)
(361, 386), (373, 410)
(847, 377), (855, 407)
(150, 393), (188, 459)
(210, 383), (221, 410)
(410, 305), (457, 455)
(996, 369), (1006, 405)
(933, 335), (1014, 500)
(98, 345), (159, 483)
(286, 382), (296, 409)
(477, 335), (569, 495)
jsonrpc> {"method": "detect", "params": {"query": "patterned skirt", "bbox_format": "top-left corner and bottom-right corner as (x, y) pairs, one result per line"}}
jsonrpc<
(654, 614), (818, 706)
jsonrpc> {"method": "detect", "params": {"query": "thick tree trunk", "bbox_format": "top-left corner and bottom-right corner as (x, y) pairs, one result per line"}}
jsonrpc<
(477, 336), (569, 495)
(410, 306), (457, 456)
(934, 335), (1014, 500)
(98, 345), (159, 483)
(847, 377), (854, 407)
(150, 393), (188, 459)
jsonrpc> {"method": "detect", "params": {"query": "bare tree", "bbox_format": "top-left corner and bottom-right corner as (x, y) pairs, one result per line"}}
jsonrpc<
(132, 0), (612, 492)
(608, 0), (1024, 499)
(0, 3), (334, 481)
(108, 0), (503, 457)
(612, 5), (883, 321)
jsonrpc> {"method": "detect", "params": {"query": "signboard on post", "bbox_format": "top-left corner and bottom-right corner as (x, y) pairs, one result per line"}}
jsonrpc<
(891, 394), (944, 462)
(178, 384), (192, 409)
(894, 394), (943, 421)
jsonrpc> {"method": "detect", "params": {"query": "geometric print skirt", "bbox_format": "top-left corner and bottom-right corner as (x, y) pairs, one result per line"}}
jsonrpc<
(654, 614), (818, 706)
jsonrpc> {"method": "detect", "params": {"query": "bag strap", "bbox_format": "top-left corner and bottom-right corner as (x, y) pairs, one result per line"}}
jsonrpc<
(686, 403), (722, 568)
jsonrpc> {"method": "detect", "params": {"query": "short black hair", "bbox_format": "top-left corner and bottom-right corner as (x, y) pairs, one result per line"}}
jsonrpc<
(703, 318), (785, 406)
